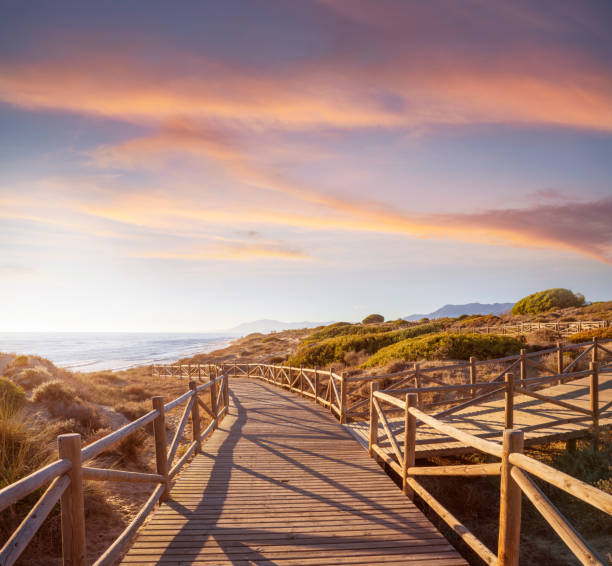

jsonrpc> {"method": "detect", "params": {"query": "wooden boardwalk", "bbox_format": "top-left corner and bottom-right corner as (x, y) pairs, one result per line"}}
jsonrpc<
(120, 379), (467, 565)
(348, 372), (612, 459)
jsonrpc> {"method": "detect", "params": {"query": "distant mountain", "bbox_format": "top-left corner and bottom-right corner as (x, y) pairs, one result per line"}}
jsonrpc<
(228, 319), (330, 335)
(404, 302), (515, 321)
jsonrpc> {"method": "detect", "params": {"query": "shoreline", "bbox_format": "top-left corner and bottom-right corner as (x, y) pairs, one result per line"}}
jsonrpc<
(0, 332), (237, 373)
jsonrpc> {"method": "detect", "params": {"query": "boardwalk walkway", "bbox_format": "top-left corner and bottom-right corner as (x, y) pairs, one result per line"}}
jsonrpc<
(348, 373), (612, 459)
(121, 379), (467, 565)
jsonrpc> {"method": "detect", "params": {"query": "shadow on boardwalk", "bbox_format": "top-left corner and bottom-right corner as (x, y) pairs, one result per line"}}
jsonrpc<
(123, 380), (464, 565)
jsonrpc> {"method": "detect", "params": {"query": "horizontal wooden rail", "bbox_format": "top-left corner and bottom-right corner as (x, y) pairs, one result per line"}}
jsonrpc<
(368, 383), (611, 566)
(0, 373), (230, 566)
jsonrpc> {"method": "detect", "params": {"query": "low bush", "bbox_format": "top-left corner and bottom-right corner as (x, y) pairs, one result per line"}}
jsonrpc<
(567, 328), (612, 343)
(12, 366), (52, 390)
(32, 380), (107, 432)
(362, 314), (384, 324)
(0, 415), (45, 488)
(289, 323), (443, 367)
(113, 401), (150, 422)
(303, 323), (389, 344)
(363, 333), (526, 367)
(582, 300), (612, 314)
(512, 288), (585, 315)
(0, 377), (26, 419)
(123, 384), (149, 401)
(32, 380), (76, 405)
(10, 355), (29, 368)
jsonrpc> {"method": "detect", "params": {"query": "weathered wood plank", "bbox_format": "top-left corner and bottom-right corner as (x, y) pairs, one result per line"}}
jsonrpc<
(121, 379), (467, 565)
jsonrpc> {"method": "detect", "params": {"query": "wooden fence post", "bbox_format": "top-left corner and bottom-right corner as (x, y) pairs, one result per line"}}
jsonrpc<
(288, 366), (293, 391)
(592, 337), (598, 363)
(519, 349), (526, 387)
(504, 373), (514, 429)
(369, 382), (379, 457)
(340, 374), (347, 424)
(590, 361), (599, 448)
(329, 367), (334, 411)
(498, 429), (524, 566)
(151, 397), (169, 502)
(223, 372), (229, 410)
(469, 356), (477, 398)
(556, 341), (564, 384)
(58, 433), (86, 566)
(402, 393), (417, 498)
(189, 381), (201, 448)
(299, 366), (304, 396)
(209, 372), (218, 430)
(414, 363), (423, 409)
(314, 368), (319, 404)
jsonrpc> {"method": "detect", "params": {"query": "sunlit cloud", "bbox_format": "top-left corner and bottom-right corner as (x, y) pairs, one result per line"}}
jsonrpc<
(1, 48), (611, 132)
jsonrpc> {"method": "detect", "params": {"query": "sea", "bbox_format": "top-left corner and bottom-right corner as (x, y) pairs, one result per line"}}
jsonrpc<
(0, 332), (236, 372)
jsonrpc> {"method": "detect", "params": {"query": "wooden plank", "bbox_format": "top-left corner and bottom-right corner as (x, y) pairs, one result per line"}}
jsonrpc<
(121, 379), (466, 566)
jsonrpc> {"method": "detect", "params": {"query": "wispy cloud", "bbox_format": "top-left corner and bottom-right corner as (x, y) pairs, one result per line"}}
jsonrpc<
(1, 47), (611, 132)
(81, 122), (612, 264)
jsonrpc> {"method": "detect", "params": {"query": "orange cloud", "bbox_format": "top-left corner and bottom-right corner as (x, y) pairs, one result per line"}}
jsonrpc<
(1, 50), (611, 131)
(81, 122), (612, 264)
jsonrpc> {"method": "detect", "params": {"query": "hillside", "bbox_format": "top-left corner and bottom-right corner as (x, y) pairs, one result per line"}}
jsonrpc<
(185, 301), (612, 373)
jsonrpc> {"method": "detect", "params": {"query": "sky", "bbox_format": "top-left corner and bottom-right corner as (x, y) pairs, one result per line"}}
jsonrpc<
(1, 0), (611, 331)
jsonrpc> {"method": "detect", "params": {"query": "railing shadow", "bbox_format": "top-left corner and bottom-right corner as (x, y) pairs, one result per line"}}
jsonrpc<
(151, 380), (435, 564)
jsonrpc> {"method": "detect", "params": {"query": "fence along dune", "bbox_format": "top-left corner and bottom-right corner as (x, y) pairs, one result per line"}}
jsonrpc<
(0, 337), (609, 564)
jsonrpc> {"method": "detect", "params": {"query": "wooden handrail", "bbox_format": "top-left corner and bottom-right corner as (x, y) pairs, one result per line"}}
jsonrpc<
(0, 373), (230, 565)
(367, 384), (612, 566)
(169, 332), (610, 424)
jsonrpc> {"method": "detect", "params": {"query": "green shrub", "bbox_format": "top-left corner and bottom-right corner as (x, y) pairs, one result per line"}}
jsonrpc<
(512, 288), (585, 315)
(362, 333), (526, 367)
(567, 328), (612, 343)
(304, 321), (414, 344)
(362, 314), (384, 324)
(289, 323), (442, 367)
(0, 377), (26, 419)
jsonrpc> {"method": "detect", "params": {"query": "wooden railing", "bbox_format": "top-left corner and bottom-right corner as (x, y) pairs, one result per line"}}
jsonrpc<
(456, 320), (608, 336)
(153, 337), (612, 426)
(369, 386), (612, 566)
(0, 372), (229, 566)
(155, 363), (349, 423)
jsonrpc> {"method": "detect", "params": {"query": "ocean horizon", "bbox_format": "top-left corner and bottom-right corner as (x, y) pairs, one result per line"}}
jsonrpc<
(0, 332), (235, 372)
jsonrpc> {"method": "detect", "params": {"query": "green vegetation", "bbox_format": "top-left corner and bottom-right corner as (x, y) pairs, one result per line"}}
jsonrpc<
(289, 322), (442, 367)
(303, 322), (408, 344)
(362, 313), (384, 324)
(0, 378), (26, 419)
(363, 332), (526, 367)
(511, 288), (585, 315)
(567, 327), (612, 343)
